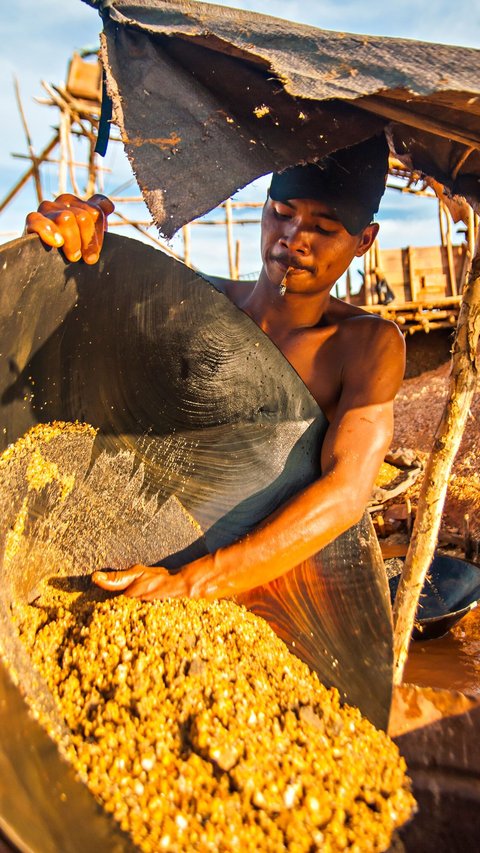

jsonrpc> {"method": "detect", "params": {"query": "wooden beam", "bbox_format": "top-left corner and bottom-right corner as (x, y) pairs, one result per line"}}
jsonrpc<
(355, 94), (480, 150)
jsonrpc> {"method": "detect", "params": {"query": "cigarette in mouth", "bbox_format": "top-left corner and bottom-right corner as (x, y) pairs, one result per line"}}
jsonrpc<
(279, 267), (292, 295)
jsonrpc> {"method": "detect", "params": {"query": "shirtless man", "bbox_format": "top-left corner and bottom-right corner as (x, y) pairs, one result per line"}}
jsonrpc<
(25, 133), (405, 601)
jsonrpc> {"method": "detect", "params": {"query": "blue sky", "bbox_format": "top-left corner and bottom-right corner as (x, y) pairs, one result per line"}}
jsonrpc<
(1, 0), (480, 279)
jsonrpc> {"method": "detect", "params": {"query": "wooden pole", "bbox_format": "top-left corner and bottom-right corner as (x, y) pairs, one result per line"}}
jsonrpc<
(235, 239), (241, 280)
(0, 133), (59, 214)
(438, 200), (446, 247)
(393, 225), (480, 685)
(86, 130), (97, 197)
(364, 248), (372, 305)
(225, 198), (236, 279)
(468, 205), (476, 260)
(345, 268), (352, 303)
(182, 224), (191, 266)
(13, 77), (43, 205)
(445, 209), (457, 296)
(407, 246), (416, 301)
(58, 107), (69, 195)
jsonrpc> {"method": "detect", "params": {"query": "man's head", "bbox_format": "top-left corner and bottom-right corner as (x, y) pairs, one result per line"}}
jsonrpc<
(260, 133), (389, 293)
(268, 133), (389, 237)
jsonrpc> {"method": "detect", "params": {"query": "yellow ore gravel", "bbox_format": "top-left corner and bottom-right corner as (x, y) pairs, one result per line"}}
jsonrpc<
(16, 589), (416, 852)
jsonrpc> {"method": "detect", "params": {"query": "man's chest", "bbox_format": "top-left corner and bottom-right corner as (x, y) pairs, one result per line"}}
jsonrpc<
(274, 327), (343, 421)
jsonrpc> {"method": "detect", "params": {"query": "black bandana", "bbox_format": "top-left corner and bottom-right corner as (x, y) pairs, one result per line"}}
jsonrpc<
(269, 133), (389, 235)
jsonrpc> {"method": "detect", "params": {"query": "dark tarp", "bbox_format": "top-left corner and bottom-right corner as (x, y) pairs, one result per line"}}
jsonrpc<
(84, 0), (480, 236)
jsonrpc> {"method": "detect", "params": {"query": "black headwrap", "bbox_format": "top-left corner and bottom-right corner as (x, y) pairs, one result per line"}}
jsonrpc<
(269, 133), (389, 235)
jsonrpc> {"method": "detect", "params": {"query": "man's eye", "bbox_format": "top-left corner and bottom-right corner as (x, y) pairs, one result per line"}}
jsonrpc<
(315, 224), (336, 235)
(273, 208), (291, 220)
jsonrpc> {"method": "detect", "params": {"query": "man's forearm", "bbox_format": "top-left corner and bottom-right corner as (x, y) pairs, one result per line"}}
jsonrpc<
(183, 471), (366, 599)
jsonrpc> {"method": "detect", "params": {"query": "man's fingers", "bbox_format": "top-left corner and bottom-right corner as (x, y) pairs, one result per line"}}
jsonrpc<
(88, 194), (115, 217)
(55, 209), (82, 262)
(92, 566), (146, 590)
(25, 211), (64, 247)
(77, 208), (100, 264)
(29, 194), (114, 264)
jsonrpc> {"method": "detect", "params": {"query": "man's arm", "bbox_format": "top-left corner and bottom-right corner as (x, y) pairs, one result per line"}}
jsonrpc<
(94, 319), (405, 599)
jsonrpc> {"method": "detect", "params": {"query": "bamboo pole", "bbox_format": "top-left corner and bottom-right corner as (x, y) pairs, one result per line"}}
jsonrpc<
(393, 225), (480, 685)
(182, 224), (191, 266)
(445, 209), (457, 296)
(468, 205), (476, 260)
(235, 239), (241, 279)
(13, 77), (43, 205)
(407, 247), (416, 301)
(438, 200), (446, 247)
(225, 198), (236, 279)
(364, 248), (373, 305)
(0, 133), (59, 214)
(86, 130), (97, 197)
(345, 268), (352, 303)
(58, 107), (69, 195)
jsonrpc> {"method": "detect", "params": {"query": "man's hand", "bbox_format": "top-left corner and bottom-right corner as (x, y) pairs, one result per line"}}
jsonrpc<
(25, 193), (114, 264)
(92, 564), (190, 600)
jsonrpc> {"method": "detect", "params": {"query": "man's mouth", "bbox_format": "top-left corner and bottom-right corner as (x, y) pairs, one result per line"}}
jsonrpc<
(271, 254), (314, 274)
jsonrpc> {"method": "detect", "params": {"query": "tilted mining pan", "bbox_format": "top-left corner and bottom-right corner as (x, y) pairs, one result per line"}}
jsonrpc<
(0, 232), (390, 849)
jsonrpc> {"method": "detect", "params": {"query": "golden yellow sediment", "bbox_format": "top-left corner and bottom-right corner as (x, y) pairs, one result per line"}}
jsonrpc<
(2, 421), (95, 563)
(0, 420), (96, 469)
(5, 497), (29, 559)
(15, 589), (416, 852)
(374, 462), (402, 490)
(25, 447), (75, 500)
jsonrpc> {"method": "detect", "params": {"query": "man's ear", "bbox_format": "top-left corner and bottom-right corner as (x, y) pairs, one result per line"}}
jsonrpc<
(355, 222), (380, 257)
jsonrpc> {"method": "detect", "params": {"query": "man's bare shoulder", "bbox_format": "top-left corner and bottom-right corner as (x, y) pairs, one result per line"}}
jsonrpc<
(328, 296), (404, 350)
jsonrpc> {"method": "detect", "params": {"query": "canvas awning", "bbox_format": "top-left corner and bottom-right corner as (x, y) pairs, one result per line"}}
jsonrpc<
(84, 0), (480, 236)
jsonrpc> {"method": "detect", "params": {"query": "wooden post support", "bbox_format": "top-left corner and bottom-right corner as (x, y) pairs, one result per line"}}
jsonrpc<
(468, 205), (476, 260)
(445, 209), (457, 296)
(182, 224), (191, 267)
(225, 198), (236, 280)
(438, 200), (446, 247)
(364, 248), (373, 305)
(407, 246), (416, 301)
(393, 225), (480, 685)
(345, 267), (352, 303)
(235, 239), (241, 280)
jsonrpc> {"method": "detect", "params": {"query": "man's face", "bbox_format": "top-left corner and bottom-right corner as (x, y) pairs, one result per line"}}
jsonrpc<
(260, 196), (377, 294)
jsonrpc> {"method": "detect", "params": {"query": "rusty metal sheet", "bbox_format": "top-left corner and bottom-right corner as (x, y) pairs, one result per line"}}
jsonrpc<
(81, 0), (480, 235)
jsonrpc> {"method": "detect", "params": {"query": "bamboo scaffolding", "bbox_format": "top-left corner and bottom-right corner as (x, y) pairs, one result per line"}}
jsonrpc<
(13, 77), (43, 206)
(393, 225), (480, 684)
(0, 133), (59, 214)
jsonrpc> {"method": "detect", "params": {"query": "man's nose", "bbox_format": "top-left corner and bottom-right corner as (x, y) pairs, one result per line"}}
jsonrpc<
(280, 222), (310, 255)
